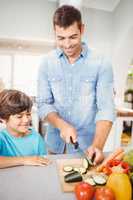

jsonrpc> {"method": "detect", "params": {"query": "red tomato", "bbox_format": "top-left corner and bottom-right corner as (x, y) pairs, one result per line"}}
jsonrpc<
(75, 182), (95, 200)
(95, 186), (115, 200)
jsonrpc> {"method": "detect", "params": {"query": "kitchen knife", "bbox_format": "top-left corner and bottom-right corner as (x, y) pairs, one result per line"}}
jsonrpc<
(70, 136), (95, 165)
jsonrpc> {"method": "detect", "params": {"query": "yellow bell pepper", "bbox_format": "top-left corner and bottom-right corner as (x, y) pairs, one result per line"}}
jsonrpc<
(106, 173), (132, 200)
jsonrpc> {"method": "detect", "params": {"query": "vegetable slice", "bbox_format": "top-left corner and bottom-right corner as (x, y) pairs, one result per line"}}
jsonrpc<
(82, 157), (93, 170)
(82, 158), (90, 169)
(84, 176), (96, 186)
(92, 174), (107, 185)
(64, 171), (83, 183)
(79, 167), (87, 174)
(97, 147), (124, 172)
(63, 166), (73, 172)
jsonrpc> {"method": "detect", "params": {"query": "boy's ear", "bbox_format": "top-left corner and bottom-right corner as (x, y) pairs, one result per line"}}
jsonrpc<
(0, 118), (6, 123)
(80, 24), (84, 35)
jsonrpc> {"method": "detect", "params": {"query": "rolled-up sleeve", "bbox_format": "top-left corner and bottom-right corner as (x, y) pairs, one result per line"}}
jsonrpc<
(95, 58), (116, 122)
(37, 57), (57, 120)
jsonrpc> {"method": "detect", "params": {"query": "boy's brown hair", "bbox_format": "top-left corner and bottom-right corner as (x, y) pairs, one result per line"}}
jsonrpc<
(0, 89), (33, 120)
(53, 5), (82, 29)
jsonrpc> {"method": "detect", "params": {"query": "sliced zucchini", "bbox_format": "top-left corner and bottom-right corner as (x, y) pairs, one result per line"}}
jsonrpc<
(79, 167), (87, 174)
(63, 166), (73, 172)
(73, 167), (81, 173)
(73, 166), (87, 174)
(83, 158), (89, 169)
(84, 176), (96, 186)
(92, 174), (107, 185)
(82, 157), (93, 170)
(87, 157), (93, 166)
(64, 171), (82, 183)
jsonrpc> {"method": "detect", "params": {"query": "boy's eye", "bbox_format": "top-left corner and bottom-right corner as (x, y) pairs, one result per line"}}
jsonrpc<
(16, 115), (22, 118)
(57, 37), (64, 41)
(70, 36), (77, 39)
(26, 113), (31, 117)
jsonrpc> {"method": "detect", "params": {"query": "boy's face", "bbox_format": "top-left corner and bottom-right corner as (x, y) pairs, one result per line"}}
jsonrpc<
(54, 22), (84, 59)
(5, 110), (32, 136)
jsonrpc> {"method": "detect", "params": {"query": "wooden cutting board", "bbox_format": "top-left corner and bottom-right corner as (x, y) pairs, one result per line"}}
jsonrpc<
(56, 158), (97, 192)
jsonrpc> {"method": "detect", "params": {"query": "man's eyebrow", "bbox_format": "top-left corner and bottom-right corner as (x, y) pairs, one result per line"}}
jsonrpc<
(57, 34), (78, 38)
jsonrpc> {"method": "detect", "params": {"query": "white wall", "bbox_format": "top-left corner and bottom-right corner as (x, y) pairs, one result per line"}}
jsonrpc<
(112, 0), (133, 106)
(0, 0), (57, 40)
(0, 0), (113, 56)
(82, 7), (113, 56)
(0, 0), (133, 107)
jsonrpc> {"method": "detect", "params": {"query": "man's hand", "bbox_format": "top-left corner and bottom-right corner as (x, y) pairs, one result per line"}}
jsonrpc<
(86, 146), (104, 165)
(60, 122), (77, 143)
(23, 156), (51, 166)
(46, 112), (77, 144)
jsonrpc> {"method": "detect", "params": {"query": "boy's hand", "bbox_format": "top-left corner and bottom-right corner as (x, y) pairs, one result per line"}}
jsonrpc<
(23, 156), (51, 166)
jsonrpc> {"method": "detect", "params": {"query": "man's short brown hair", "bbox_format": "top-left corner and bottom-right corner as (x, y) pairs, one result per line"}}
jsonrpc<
(0, 89), (33, 120)
(53, 5), (82, 29)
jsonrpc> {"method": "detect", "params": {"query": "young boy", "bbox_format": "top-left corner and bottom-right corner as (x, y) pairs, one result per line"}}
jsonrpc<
(0, 89), (50, 168)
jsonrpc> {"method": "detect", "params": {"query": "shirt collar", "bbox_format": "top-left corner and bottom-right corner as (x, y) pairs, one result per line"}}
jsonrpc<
(56, 42), (88, 58)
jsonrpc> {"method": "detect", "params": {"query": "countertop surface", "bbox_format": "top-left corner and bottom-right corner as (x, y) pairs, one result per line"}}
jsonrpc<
(116, 108), (133, 117)
(0, 154), (83, 200)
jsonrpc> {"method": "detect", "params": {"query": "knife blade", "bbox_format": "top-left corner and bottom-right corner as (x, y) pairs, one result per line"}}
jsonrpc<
(70, 136), (88, 158)
(70, 136), (96, 165)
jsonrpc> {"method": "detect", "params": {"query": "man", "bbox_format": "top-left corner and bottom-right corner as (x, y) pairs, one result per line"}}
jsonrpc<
(37, 5), (115, 164)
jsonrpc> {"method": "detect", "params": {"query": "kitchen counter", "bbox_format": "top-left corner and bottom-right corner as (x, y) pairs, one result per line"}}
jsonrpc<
(117, 108), (133, 117)
(0, 154), (82, 200)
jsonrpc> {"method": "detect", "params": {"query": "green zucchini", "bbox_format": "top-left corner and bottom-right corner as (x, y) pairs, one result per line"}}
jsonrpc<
(73, 167), (81, 173)
(84, 176), (96, 186)
(64, 171), (82, 183)
(92, 174), (107, 185)
(83, 158), (89, 169)
(63, 166), (73, 172)
(82, 157), (93, 170)
(79, 167), (87, 174)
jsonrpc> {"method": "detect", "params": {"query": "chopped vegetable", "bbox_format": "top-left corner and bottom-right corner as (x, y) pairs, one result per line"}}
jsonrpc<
(79, 167), (87, 174)
(74, 167), (81, 173)
(92, 174), (107, 185)
(87, 157), (94, 166)
(82, 158), (90, 169)
(97, 147), (124, 172)
(64, 171), (82, 183)
(84, 174), (107, 186)
(102, 159), (130, 175)
(84, 176), (96, 186)
(63, 166), (73, 172)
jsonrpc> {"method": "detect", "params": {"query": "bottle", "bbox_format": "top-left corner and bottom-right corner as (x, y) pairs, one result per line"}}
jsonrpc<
(122, 66), (133, 145)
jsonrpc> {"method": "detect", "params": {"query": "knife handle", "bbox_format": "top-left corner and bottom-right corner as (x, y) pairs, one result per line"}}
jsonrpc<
(70, 136), (79, 149)
(91, 152), (96, 163)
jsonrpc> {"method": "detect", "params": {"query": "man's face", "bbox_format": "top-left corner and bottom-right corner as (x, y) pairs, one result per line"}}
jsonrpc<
(54, 22), (84, 58)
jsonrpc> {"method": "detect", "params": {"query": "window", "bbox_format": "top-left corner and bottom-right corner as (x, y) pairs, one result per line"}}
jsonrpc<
(0, 53), (43, 97)
(0, 55), (12, 89)
(13, 54), (43, 97)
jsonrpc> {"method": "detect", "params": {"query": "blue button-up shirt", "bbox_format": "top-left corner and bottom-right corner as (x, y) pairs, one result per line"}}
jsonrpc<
(37, 43), (116, 153)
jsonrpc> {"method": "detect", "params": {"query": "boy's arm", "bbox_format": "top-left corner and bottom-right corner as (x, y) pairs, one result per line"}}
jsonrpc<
(0, 156), (50, 169)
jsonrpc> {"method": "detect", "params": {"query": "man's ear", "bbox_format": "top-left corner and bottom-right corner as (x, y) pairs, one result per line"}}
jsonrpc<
(80, 24), (85, 35)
